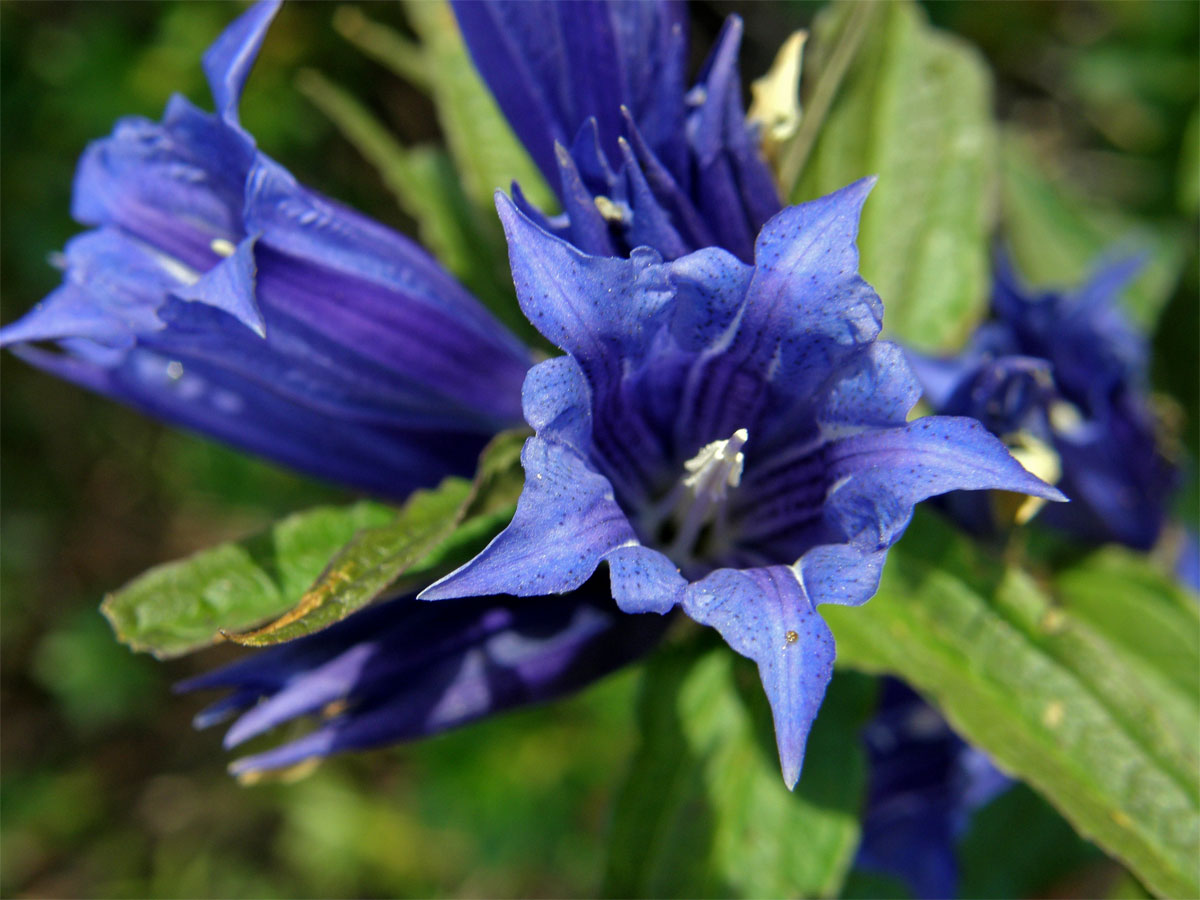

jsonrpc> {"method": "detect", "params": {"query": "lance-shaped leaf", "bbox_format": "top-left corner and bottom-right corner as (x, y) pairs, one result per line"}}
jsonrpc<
(402, 0), (554, 215)
(793, 0), (996, 351)
(604, 641), (873, 899)
(823, 510), (1200, 899)
(227, 429), (528, 648)
(103, 430), (529, 657)
(101, 501), (395, 659)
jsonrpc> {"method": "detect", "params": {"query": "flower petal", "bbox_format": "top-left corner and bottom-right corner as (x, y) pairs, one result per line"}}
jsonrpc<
(207, 590), (670, 775)
(682, 565), (835, 789)
(421, 435), (636, 600)
(497, 192), (672, 367)
(202, 0), (282, 127)
(606, 544), (686, 614)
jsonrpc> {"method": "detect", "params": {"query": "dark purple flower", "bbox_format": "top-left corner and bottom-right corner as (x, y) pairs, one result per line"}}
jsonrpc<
(181, 585), (670, 775)
(452, 0), (782, 262)
(0, 0), (532, 498)
(908, 254), (1177, 550)
(856, 679), (1011, 900)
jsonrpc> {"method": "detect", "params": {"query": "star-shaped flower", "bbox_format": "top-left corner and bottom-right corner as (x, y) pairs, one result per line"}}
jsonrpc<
(908, 253), (1177, 549)
(423, 180), (1064, 786)
(452, 0), (782, 261)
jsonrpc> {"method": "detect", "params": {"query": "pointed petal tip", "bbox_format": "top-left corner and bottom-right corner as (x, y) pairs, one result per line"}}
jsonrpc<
(782, 759), (801, 791)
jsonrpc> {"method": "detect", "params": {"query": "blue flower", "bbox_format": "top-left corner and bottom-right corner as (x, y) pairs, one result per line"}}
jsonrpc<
(856, 679), (1011, 900)
(180, 585), (670, 776)
(908, 253), (1177, 550)
(0, 0), (532, 498)
(452, 0), (781, 262)
(421, 180), (1064, 787)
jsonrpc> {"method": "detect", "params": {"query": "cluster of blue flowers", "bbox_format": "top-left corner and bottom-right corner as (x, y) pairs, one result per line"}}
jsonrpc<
(1, 2), (1184, 895)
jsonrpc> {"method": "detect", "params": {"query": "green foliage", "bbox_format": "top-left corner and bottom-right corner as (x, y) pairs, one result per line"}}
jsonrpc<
(604, 638), (873, 899)
(231, 429), (526, 647)
(100, 501), (395, 659)
(823, 511), (1200, 899)
(793, 0), (996, 350)
(102, 430), (527, 656)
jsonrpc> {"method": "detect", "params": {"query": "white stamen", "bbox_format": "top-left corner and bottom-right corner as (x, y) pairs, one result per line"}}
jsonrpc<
(165, 361), (184, 381)
(667, 428), (749, 561)
(210, 238), (237, 258)
(682, 428), (748, 501)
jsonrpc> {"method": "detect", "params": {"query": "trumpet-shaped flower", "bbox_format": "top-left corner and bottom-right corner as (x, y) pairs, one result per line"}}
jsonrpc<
(181, 585), (670, 775)
(908, 254), (1176, 549)
(0, 0), (531, 498)
(422, 181), (1064, 787)
(452, 0), (781, 262)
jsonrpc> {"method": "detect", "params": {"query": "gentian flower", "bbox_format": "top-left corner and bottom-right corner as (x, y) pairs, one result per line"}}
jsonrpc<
(856, 679), (1011, 900)
(422, 181), (1064, 787)
(180, 584), (670, 776)
(908, 254), (1177, 550)
(0, 0), (532, 498)
(1, 1), (678, 774)
(452, 0), (782, 262)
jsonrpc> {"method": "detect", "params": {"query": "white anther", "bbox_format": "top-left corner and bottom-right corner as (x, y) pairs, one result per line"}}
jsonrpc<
(210, 237), (237, 257)
(682, 428), (748, 503)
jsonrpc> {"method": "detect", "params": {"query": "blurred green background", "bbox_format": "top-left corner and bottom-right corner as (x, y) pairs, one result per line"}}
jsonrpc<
(1, 1), (1195, 897)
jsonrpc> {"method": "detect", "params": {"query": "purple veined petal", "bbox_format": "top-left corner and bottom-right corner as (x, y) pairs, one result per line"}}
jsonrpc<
(421, 433), (637, 601)
(0, 229), (175, 347)
(554, 144), (619, 257)
(202, 0), (282, 128)
(171, 234), (265, 336)
(71, 99), (252, 271)
(497, 192), (673, 369)
(606, 544), (687, 614)
(201, 589), (671, 775)
(617, 139), (690, 261)
(822, 416), (1067, 547)
(13, 341), (488, 499)
(452, 0), (689, 192)
(682, 565), (835, 789)
(244, 156), (533, 375)
(553, 2), (625, 166)
(450, 0), (572, 185)
(735, 178), (883, 391)
(619, 110), (717, 250)
(815, 341), (922, 432)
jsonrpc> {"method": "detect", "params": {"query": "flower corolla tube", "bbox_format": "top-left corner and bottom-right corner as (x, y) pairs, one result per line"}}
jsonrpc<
(180, 583), (670, 777)
(0, 0), (532, 498)
(452, 0), (782, 262)
(422, 181), (1064, 787)
(907, 253), (1177, 550)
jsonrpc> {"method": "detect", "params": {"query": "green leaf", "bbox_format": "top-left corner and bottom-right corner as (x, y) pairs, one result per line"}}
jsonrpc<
(226, 479), (472, 647)
(793, 0), (997, 351)
(958, 784), (1103, 900)
(101, 501), (396, 659)
(102, 429), (529, 657)
(604, 637), (873, 899)
(823, 511), (1200, 899)
(229, 428), (529, 648)
(402, 0), (554, 216)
